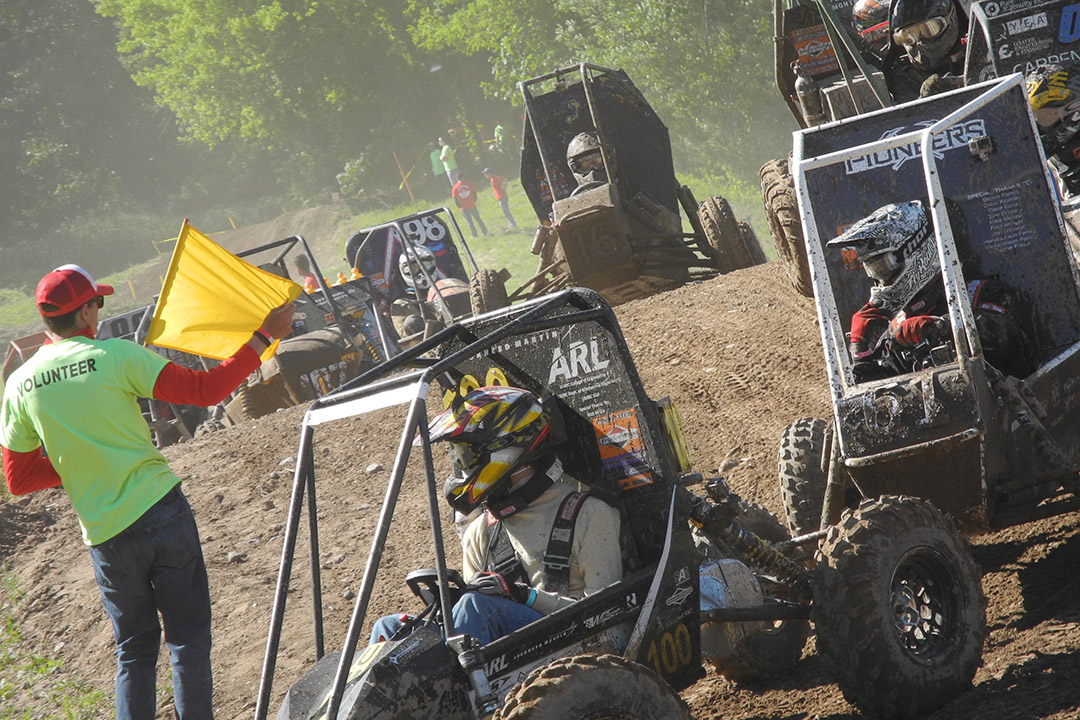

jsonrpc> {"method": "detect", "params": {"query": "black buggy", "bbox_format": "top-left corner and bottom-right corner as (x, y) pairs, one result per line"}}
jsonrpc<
(250, 287), (984, 720)
(507, 62), (765, 307)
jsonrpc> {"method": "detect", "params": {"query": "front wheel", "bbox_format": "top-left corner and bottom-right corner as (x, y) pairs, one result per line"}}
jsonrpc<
(707, 502), (809, 685)
(494, 654), (692, 720)
(812, 495), (986, 720)
(760, 156), (812, 297)
(778, 417), (829, 537)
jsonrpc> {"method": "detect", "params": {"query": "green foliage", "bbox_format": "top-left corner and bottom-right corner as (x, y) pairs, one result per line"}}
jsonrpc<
(409, 0), (794, 177)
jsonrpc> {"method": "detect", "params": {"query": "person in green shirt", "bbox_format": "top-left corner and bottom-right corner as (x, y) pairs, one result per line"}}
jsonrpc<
(439, 136), (460, 185)
(1, 264), (294, 719)
(428, 141), (448, 187)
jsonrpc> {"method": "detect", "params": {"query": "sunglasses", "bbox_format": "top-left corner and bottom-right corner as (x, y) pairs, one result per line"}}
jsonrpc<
(87, 296), (104, 309)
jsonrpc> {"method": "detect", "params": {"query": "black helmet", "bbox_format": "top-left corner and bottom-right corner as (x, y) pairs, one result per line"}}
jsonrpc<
(1027, 63), (1080, 154)
(891, 0), (961, 71)
(566, 131), (613, 185)
(852, 0), (891, 56)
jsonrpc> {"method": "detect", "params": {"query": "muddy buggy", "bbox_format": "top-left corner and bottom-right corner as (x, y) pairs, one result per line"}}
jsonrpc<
(762, 0), (894, 296)
(223, 234), (396, 422)
(777, 75), (1080, 715)
(510, 63), (765, 307)
(342, 207), (509, 346)
(251, 287), (984, 720)
(763, 0), (1080, 295)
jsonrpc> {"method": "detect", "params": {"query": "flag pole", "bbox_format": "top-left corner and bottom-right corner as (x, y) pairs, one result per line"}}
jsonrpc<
(393, 151), (418, 208)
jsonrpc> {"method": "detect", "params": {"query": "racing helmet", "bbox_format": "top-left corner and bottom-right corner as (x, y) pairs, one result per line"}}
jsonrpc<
(566, 131), (613, 185)
(852, 0), (891, 56)
(431, 386), (554, 515)
(828, 200), (945, 314)
(398, 246), (437, 292)
(891, 0), (961, 70)
(1027, 63), (1080, 154)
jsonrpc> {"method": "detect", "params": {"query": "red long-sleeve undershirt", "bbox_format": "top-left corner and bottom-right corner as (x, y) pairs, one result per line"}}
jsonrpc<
(3, 344), (261, 496)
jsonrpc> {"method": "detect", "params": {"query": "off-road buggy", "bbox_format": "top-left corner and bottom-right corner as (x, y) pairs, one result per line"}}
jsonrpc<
(779, 74), (1080, 712)
(250, 287), (983, 720)
(506, 63), (765, 307)
(763, 0), (1080, 294)
(762, 0), (893, 296)
(222, 234), (396, 422)
(342, 207), (509, 346)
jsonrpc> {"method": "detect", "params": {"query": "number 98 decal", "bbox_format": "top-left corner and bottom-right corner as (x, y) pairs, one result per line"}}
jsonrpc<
(403, 216), (448, 244)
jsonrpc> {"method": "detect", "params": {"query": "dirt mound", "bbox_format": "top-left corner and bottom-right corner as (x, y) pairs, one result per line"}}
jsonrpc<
(4, 261), (1079, 719)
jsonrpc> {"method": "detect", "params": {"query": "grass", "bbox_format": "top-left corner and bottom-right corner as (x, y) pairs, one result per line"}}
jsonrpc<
(0, 567), (106, 719)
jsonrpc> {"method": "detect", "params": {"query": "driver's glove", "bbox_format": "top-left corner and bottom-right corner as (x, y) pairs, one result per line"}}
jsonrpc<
(894, 316), (946, 346)
(468, 572), (531, 604)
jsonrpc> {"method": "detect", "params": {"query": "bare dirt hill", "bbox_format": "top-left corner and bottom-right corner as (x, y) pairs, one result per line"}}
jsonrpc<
(2, 261), (1078, 719)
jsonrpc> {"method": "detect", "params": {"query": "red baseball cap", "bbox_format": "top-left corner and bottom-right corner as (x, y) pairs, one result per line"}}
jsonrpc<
(35, 264), (114, 317)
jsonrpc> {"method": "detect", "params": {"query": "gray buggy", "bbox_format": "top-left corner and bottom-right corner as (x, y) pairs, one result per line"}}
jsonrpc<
(780, 74), (1080, 715)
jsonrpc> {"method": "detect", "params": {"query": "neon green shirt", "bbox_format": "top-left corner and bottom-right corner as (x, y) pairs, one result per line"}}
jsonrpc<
(1, 336), (175, 545)
(440, 144), (457, 172)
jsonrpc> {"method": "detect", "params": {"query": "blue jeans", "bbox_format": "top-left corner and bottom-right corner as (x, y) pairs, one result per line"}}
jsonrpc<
(369, 591), (542, 646)
(89, 486), (213, 720)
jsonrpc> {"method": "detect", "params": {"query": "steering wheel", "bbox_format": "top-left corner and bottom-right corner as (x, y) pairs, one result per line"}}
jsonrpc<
(405, 568), (467, 613)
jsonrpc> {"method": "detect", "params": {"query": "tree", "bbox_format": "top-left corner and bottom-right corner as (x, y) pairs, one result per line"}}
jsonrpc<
(409, 0), (794, 178)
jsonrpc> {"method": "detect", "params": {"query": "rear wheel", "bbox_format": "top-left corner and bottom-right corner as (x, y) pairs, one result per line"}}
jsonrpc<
(494, 654), (692, 720)
(224, 376), (290, 422)
(760, 156), (812, 297)
(470, 268), (510, 316)
(698, 195), (765, 273)
(778, 417), (829, 537)
(812, 495), (985, 720)
(737, 221), (767, 265)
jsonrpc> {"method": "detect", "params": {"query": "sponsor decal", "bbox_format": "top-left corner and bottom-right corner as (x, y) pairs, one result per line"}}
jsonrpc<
(844, 119), (986, 174)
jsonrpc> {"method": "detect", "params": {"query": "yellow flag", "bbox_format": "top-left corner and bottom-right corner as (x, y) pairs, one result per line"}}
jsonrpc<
(146, 220), (301, 361)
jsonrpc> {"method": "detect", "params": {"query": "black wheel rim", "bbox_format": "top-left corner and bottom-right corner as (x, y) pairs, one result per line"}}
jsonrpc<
(890, 547), (959, 660)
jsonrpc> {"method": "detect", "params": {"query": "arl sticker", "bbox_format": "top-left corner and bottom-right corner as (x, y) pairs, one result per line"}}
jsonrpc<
(548, 338), (611, 383)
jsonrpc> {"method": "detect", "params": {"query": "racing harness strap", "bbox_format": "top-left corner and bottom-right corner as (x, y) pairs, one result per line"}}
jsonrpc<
(484, 490), (592, 596)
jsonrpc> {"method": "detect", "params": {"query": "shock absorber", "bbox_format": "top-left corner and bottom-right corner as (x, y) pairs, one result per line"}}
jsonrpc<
(687, 479), (811, 595)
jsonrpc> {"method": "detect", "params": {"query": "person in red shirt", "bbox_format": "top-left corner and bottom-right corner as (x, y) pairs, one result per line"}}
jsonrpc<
(1, 264), (294, 719)
(482, 167), (518, 230)
(452, 175), (489, 238)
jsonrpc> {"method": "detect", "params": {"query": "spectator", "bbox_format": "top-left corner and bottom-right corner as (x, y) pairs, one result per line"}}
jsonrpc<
(439, 137), (460, 186)
(293, 255), (317, 288)
(1, 264), (294, 719)
(452, 174), (488, 237)
(428, 142), (447, 187)
(482, 167), (518, 230)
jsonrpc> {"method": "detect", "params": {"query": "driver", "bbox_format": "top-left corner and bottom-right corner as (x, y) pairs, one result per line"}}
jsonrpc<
(828, 200), (1034, 381)
(369, 386), (624, 646)
(566, 131), (614, 189)
(883, 0), (968, 101)
(1027, 63), (1080, 197)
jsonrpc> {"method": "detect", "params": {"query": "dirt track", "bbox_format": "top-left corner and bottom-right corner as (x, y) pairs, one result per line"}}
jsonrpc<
(2, 261), (1078, 719)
